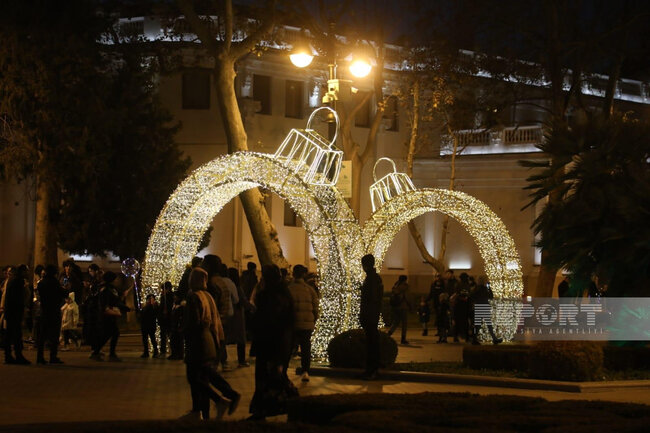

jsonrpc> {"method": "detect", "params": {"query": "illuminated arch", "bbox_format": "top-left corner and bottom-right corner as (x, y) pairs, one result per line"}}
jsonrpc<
(362, 189), (524, 339)
(142, 152), (364, 357)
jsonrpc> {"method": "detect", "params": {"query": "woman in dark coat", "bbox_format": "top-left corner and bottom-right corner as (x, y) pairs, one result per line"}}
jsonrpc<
(249, 265), (297, 420)
(182, 267), (239, 421)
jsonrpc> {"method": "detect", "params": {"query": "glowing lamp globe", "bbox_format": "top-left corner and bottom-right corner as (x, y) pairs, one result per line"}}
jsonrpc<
(349, 58), (371, 78)
(290, 46), (314, 68)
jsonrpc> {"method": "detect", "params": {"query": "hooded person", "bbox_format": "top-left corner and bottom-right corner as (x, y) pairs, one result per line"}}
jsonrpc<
(61, 292), (81, 349)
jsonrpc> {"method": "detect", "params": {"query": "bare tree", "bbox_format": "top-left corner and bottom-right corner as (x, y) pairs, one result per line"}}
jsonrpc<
(176, 0), (288, 268)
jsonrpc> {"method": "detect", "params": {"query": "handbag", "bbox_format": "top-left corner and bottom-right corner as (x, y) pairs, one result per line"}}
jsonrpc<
(104, 306), (122, 317)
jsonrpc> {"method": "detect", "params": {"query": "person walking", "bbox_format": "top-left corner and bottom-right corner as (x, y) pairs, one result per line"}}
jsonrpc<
(140, 294), (159, 358)
(91, 271), (129, 361)
(182, 267), (240, 421)
(2, 265), (31, 364)
(287, 264), (319, 382)
(249, 265), (297, 420)
(359, 254), (383, 380)
(60, 292), (81, 350)
(387, 275), (410, 344)
(36, 265), (67, 364)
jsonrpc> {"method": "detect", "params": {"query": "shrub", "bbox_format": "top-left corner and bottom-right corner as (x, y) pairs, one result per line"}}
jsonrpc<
(463, 345), (530, 371)
(603, 346), (650, 370)
(528, 341), (603, 381)
(327, 329), (398, 369)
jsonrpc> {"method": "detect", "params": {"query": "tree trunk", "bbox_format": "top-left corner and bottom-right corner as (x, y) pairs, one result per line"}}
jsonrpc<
(534, 249), (558, 297)
(214, 58), (288, 268)
(405, 79), (446, 273)
(33, 176), (58, 266)
(439, 130), (458, 262)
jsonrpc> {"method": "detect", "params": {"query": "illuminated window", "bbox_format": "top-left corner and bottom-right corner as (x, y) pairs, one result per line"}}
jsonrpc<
(285, 80), (303, 119)
(383, 95), (399, 131)
(253, 74), (272, 115)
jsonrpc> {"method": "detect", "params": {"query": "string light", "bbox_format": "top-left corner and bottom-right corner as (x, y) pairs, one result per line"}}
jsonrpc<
(141, 151), (364, 358)
(362, 188), (524, 341)
(142, 115), (522, 354)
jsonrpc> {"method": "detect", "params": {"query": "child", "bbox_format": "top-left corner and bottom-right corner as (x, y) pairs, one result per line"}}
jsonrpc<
(140, 294), (159, 358)
(60, 293), (80, 349)
(417, 296), (430, 336)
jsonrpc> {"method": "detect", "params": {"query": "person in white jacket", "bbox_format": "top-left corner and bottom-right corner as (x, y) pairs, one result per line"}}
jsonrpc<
(61, 292), (80, 349)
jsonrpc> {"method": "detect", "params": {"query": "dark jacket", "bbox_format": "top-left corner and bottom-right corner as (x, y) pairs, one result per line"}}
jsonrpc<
(359, 269), (383, 328)
(183, 290), (218, 365)
(99, 284), (128, 322)
(141, 303), (158, 331)
(38, 276), (66, 319)
(3, 277), (26, 320)
(240, 270), (258, 300)
(158, 291), (174, 326)
(251, 282), (295, 365)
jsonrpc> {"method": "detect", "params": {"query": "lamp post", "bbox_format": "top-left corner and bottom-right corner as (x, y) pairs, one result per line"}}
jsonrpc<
(289, 31), (372, 106)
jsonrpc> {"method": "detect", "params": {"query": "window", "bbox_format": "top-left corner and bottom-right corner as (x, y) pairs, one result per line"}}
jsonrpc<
(182, 69), (210, 109)
(285, 80), (303, 118)
(283, 201), (302, 227)
(253, 74), (272, 115)
(383, 95), (399, 131)
(354, 91), (371, 127)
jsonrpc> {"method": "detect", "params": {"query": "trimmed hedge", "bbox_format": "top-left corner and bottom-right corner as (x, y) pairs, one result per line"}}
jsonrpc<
(327, 329), (398, 369)
(464, 343), (650, 374)
(528, 341), (604, 381)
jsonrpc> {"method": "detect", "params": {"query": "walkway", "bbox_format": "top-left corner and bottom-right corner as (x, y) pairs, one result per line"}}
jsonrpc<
(0, 329), (648, 426)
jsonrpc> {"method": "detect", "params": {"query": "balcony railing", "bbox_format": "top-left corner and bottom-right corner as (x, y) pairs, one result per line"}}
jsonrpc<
(441, 125), (544, 155)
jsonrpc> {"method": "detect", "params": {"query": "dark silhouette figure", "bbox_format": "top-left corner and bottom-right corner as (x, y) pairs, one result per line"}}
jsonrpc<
(359, 254), (383, 380)
(2, 265), (30, 364)
(36, 265), (67, 364)
(249, 265), (297, 420)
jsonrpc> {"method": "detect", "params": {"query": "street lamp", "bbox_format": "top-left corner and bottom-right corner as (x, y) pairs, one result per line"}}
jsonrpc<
(289, 39), (372, 105)
(289, 42), (314, 68)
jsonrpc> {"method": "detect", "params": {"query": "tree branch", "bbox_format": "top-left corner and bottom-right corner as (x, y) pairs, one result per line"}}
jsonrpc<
(230, 0), (277, 59)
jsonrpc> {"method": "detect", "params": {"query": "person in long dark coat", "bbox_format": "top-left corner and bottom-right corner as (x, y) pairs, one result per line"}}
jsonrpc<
(36, 265), (67, 364)
(359, 254), (383, 380)
(249, 265), (296, 420)
(181, 267), (240, 421)
(2, 265), (30, 364)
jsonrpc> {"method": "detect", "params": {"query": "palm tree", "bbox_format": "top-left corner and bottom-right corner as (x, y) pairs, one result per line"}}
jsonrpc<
(521, 114), (650, 296)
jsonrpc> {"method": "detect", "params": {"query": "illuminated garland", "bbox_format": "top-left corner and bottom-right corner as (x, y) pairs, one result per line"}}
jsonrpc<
(141, 152), (363, 358)
(362, 188), (524, 341)
(142, 153), (523, 354)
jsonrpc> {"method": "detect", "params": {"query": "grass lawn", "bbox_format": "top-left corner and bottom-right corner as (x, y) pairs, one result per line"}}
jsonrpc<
(391, 361), (650, 381)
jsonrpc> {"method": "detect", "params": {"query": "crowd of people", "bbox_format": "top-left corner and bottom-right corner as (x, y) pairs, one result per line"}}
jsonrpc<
(1, 255), (505, 419)
(0, 256), (321, 421)
(387, 270), (503, 346)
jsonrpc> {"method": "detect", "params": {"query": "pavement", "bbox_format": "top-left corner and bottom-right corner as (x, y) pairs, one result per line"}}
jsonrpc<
(1, 328), (649, 426)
